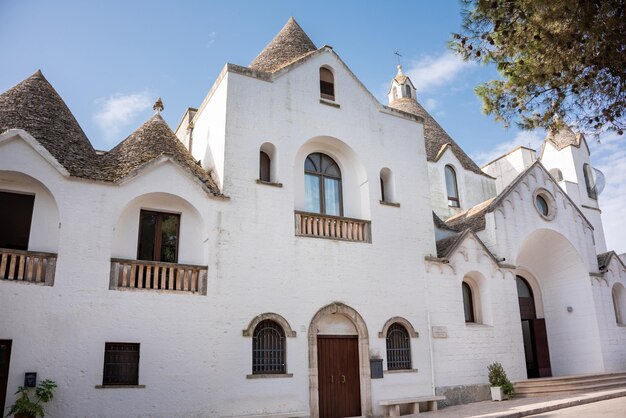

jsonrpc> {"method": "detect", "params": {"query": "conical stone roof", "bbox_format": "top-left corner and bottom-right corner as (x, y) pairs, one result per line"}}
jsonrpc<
(545, 124), (584, 150)
(0, 70), (98, 177)
(249, 17), (317, 73)
(100, 114), (219, 193)
(389, 98), (486, 176)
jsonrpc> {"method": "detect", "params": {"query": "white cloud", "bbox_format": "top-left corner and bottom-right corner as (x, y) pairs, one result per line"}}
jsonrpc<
(405, 51), (475, 93)
(472, 130), (545, 166)
(93, 92), (152, 142)
(589, 133), (626, 254)
(424, 98), (438, 111)
(207, 31), (217, 48)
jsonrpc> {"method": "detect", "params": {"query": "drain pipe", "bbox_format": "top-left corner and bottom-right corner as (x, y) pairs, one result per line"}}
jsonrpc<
(427, 311), (435, 395)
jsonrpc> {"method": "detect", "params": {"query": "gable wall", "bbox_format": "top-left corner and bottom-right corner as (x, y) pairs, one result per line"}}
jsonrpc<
(427, 151), (496, 220)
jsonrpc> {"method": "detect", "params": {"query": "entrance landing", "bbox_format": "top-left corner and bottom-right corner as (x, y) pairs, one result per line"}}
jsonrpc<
(513, 372), (626, 397)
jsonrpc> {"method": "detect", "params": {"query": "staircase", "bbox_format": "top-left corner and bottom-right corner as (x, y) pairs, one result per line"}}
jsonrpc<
(514, 372), (626, 397)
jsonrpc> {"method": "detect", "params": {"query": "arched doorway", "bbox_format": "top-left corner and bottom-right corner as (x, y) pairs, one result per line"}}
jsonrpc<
(308, 303), (371, 418)
(516, 275), (552, 378)
(515, 229), (604, 376)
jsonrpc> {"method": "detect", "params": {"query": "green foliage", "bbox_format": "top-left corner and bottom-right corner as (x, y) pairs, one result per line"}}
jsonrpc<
(451, 0), (626, 136)
(487, 362), (515, 397)
(6, 380), (57, 418)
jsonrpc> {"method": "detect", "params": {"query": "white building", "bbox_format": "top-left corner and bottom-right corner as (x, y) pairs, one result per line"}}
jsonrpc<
(0, 17), (625, 418)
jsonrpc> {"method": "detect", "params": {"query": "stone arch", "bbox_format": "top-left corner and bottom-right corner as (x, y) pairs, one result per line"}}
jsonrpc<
(295, 136), (370, 220)
(378, 316), (418, 338)
(111, 191), (207, 265)
(515, 228), (603, 376)
(308, 302), (371, 418)
(0, 170), (61, 253)
(242, 312), (297, 337)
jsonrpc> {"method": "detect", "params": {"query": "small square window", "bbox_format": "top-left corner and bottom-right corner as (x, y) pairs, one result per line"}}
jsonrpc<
(103, 343), (140, 386)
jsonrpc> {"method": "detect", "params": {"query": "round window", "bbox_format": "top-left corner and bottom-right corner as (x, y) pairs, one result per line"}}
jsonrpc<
(533, 188), (556, 220)
(535, 195), (549, 216)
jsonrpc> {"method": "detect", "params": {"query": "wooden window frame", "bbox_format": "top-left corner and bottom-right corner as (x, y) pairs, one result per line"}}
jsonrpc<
(319, 67), (335, 101)
(462, 282), (475, 323)
(445, 165), (460, 208)
(102, 342), (140, 386)
(137, 210), (181, 263)
(385, 323), (411, 370)
(252, 320), (286, 374)
(304, 152), (344, 216)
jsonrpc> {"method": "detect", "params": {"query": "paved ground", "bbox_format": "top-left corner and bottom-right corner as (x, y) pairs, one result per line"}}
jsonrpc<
(527, 396), (626, 417)
(410, 388), (626, 418)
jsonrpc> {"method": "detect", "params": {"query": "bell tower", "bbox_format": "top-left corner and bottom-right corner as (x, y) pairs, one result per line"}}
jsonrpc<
(388, 65), (416, 104)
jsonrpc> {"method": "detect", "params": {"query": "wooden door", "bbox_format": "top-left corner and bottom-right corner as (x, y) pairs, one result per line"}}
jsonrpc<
(530, 319), (552, 377)
(317, 336), (361, 418)
(0, 340), (12, 414)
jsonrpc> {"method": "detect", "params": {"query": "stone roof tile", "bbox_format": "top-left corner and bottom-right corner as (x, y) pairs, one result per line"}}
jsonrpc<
(100, 114), (220, 194)
(389, 98), (488, 177)
(249, 17), (317, 73)
(0, 71), (221, 196)
(0, 70), (98, 177)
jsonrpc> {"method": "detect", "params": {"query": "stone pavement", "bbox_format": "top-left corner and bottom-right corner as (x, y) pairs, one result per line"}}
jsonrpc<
(412, 388), (626, 418)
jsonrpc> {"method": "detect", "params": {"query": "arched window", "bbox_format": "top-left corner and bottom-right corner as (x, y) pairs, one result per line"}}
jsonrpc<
(304, 152), (342, 216)
(319, 67), (335, 101)
(386, 323), (411, 370)
(252, 319), (286, 374)
(404, 84), (412, 99)
(462, 282), (475, 323)
(259, 151), (270, 182)
(380, 168), (395, 203)
(445, 165), (460, 208)
(549, 168), (563, 182)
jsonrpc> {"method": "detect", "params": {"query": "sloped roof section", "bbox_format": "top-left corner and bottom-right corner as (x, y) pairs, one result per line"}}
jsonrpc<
(0, 70), (98, 177)
(249, 17), (317, 73)
(0, 71), (221, 196)
(443, 160), (594, 232)
(389, 98), (487, 177)
(546, 124), (585, 151)
(100, 114), (220, 194)
(598, 251), (626, 271)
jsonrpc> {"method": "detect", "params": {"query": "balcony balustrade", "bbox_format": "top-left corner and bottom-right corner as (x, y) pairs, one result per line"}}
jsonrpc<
(294, 210), (372, 243)
(0, 248), (57, 286)
(109, 258), (208, 295)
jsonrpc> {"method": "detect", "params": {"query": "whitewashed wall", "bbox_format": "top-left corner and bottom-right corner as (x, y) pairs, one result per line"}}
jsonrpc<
(427, 151), (496, 220)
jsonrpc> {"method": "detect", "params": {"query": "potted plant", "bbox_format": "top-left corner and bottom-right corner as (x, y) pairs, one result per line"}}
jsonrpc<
(6, 379), (57, 418)
(487, 362), (514, 401)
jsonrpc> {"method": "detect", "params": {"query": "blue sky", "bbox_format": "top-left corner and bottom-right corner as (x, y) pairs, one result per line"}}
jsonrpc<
(1, 0), (624, 253)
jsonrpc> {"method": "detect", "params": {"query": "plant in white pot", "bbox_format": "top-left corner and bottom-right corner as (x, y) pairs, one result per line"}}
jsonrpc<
(487, 362), (515, 401)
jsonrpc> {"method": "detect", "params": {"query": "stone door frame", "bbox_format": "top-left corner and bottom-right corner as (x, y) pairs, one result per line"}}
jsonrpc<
(308, 302), (372, 418)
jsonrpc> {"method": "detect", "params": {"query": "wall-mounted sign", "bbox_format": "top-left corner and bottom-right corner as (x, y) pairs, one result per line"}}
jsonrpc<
(370, 358), (383, 379)
(432, 326), (448, 339)
(24, 372), (37, 388)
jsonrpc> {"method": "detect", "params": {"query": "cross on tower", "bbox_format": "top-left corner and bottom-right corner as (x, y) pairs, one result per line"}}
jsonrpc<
(394, 50), (403, 66)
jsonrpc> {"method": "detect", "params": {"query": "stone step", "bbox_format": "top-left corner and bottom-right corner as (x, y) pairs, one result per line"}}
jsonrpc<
(513, 372), (626, 387)
(515, 375), (626, 390)
(515, 375), (626, 398)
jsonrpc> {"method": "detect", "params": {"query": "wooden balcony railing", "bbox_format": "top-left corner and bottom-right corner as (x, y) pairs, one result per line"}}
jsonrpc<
(0, 248), (57, 286)
(294, 211), (372, 243)
(109, 258), (208, 295)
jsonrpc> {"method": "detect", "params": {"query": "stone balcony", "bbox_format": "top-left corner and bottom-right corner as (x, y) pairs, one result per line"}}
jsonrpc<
(294, 210), (372, 243)
(0, 248), (57, 286)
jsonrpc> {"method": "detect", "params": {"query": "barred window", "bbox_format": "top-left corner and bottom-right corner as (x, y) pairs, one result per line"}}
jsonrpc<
(103, 343), (140, 385)
(386, 323), (411, 370)
(252, 320), (286, 374)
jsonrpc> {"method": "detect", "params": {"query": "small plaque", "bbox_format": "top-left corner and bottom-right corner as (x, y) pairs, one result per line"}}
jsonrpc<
(370, 358), (383, 379)
(432, 326), (448, 339)
(24, 372), (37, 388)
